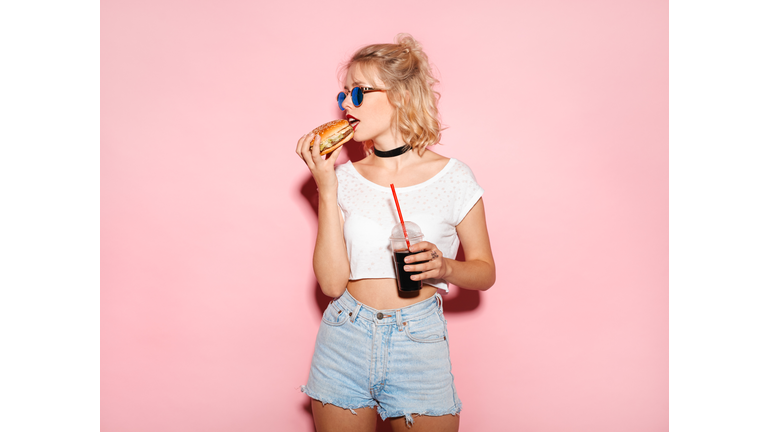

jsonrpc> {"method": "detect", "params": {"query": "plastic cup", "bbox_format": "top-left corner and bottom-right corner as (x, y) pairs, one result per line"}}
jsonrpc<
(390, 222), (425, 292)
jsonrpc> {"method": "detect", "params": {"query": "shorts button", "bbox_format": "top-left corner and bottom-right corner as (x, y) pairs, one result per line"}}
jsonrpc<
(377, 312), (384, 320)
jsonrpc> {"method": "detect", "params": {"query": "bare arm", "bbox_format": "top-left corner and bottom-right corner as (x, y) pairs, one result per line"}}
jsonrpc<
(405, 198), (496, 290)
(296, 133), (350, 297)
(312, 197), (350, 297)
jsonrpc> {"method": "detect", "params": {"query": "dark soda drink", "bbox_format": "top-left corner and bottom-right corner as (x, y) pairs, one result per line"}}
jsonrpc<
(389, 222), (425, 292)
(394, 250), (425, 292)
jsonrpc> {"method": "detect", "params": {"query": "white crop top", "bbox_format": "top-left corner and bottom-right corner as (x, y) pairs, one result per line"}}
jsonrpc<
(336, 158), (484, 292)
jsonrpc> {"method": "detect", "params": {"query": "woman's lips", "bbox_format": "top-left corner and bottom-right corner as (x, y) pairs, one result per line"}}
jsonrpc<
(347, 115), (360, 129)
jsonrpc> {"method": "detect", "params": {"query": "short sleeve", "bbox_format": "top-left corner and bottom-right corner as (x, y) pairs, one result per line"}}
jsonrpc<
(451, 161), (484, 225)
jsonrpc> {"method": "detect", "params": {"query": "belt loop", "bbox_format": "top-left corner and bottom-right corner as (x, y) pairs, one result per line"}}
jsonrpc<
(395, 309), (403, 331)
(350, 303), (362, 323)
(435, 293), (443, 313)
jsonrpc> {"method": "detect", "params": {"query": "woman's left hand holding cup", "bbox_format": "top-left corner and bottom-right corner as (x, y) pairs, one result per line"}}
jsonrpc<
(403, 241), (448, 281)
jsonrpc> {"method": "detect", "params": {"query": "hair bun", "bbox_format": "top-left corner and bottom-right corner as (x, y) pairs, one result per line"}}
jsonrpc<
(395, 33), (420, 55)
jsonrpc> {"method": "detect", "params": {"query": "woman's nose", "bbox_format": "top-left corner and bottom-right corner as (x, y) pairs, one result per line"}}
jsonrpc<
(341, 93), (355, 111)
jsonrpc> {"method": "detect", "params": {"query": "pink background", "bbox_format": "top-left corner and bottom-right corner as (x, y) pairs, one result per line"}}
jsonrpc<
(101, 0), (667, 431)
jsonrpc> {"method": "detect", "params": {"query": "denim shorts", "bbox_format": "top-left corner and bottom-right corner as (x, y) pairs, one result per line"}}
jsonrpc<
(301, 290), (461, 426)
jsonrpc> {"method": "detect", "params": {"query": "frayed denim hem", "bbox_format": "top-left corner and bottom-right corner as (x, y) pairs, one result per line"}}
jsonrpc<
(378, 401), (462, 428)
(300, 385), (378, 415)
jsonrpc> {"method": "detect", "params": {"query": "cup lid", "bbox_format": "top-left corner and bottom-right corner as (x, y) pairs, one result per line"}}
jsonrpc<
(390, 221), (423, 239)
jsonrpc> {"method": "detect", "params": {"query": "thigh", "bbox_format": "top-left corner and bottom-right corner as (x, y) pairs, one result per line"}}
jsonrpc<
(311, 399), (379, 432)
(389, 414), (460, 432)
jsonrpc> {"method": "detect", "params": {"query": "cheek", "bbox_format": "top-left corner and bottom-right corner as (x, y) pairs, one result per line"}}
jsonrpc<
(369, 114), (390, 133)
(371, 106), (392, 126)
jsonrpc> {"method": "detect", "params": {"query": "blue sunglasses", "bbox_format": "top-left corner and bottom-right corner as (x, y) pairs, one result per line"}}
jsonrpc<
(337, 87), (386, 110)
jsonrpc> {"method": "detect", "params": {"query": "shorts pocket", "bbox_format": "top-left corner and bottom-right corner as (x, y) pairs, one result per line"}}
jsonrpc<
(321, 300), (349, 326)
(404, 311), (446, 343)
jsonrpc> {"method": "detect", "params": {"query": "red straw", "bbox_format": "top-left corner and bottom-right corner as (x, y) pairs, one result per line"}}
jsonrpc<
(389, 184), (410, 249)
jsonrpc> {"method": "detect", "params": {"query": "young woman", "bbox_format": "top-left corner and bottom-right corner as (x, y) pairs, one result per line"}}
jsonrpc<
(296, 34), (495, 432)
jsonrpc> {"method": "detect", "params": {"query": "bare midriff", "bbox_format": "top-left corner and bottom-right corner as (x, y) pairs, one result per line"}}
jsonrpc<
(346, 279), (439, 310)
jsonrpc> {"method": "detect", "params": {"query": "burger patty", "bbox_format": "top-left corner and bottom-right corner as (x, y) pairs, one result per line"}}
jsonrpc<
(324, 128), (352, 147)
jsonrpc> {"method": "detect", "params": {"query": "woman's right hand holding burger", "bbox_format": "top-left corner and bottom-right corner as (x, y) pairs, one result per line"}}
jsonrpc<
(296, 132), (342, 193)
(296, 119), (353, 192)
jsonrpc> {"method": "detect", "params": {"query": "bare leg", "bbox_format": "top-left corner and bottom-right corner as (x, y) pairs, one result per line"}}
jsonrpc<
(311, 399), (379, 432)
(389, 414), (460, 432)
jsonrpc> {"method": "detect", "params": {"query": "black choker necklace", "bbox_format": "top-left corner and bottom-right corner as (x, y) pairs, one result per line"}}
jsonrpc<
(374, 145), (411, 158)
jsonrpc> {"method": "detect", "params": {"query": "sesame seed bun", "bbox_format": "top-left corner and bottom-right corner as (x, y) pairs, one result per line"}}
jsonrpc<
(311, 119), (354, 155)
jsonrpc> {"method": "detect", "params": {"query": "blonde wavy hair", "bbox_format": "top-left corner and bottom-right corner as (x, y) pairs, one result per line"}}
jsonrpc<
(341, 33), (442, 154)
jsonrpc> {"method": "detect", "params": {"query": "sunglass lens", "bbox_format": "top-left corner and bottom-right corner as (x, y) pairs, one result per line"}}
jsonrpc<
(351, 87), (364, 107)
(337, 92), (346, 110)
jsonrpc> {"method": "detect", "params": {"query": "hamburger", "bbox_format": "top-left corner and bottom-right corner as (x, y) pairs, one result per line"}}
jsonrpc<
(310, 119), (354, 155)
